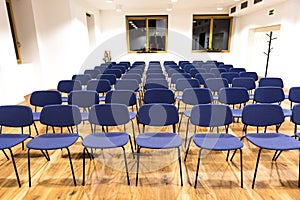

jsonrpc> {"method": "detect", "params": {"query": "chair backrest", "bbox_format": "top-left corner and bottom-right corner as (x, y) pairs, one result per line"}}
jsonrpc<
(291, 104), (300, 125)
(175, 78), (199, 92)
(0, 105), (33, 128)
(146, 69), (163, 74)
(115, 79), (139, 91)
(94, 66), (107, 74)
(289, 87), (300, 108)
(137, 104), (179, 127)
(30, 90), (62, 107)
(232, 77), (256, 91)
(126, 69), (143, 76)
(242, 104), (284, 129)
(182, 88), (212, 105)
(254, 86), (285, 103)
(105, 90), (137, 107)
(219, 64), (233, 72)
(104, 69), (122, 78)
(146, 73), (166, 80)
(194, 73), (215, 85)
(205, 78), (229, 92)
(258, 77), (283, 88)
(111, 64), (126, 74)
(40, 105), (82, 127)
(122, 73), (142, 84)
(72, 74), (92, 85)
(87, 79), (111, 93)
(189, 68), (206, 77)
(183, 64), (195, 73)
(84, 69), (100, 79)
(97, 74), (117, 85)
(220, 72), (239, 84)
(239, 72), (258, 81)
(89, 103), (130, 126)
(190, 104), (233, 129)
(57, 80), (82, 93)
(209, 68), (227, 78)
(170, 73), (191, 85)
(143, 89), (175, 104)
(218, 87), (249, 105)
(144, 78), (169, 90)
(68, 90), (99, 108)
(229, 68), (246, 73)
(202, 63), (217, 72)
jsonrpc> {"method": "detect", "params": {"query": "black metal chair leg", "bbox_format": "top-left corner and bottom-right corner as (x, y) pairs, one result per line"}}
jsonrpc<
(136, 146), (141, 186)
(240, 148), (243, 188)
(122, 146), (130, 185)
(226, 150), (230, 162)
(178, 112), (184, 133)
(41, 150), (50, 161)
(66, 148), (76, 186)
(82, 147), (86, 186)
(252, 148), (262, 189)
(184, 119), (190, 147)
(128, 135), (135, 159)
(2, 149), (9, 160)
(274, 150), (283, 161)
(28, 149), (32, 187)
(33, 122), (39, 135)
(298, 148), (300, 188)
(184, 136), (193, 162)
(178, 147), (183, 186)
(8, 148), (21, 187)
(194, 148), (203, 189)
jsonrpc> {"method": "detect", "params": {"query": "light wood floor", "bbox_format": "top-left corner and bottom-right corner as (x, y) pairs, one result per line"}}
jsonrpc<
(0, 94), (299, 200)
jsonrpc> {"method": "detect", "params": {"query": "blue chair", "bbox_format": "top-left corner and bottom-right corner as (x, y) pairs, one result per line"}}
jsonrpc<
(30, 90), (62, 135)
(87, 79), (111, 102)
(221, 72), (239, 85)
(205, 78), (229, 100)
(229, 68), (246, 73)
(84, 69), (100, 79)
(209, 68), (227, 78)
(143, 89), (175, 104)
(104, 69), (122, 79)
(72, 74), (92, 86)
(68, 90), (99, 122)
(57, 80), (82, 102)
(239, 72), (258, 81)
(170, 73), (191, 88)
(232, 77), (256, 99)
(253, 87), (291, 117)
(194, 73), (215, 86)
(218, 87), (249, 120)
(235, 104), (300, 188)
(0, 105), (33, 187)
(27, 104), (82, 186)
(97, 74), (117, 86)
(144, 78), (169, 90)
(82, 103), (134, 185)
(146, 73), (166, 80)
(189, 68), (206, 78)
(135, 104), (183, 186)
(122, 73), (142, 86)
(292, 104), (300, 140)
(288, 87), (300, 109)
(258, 77), (284, 88)
(178, 88), (213, 144)
(184, 104), (243, 188)
(175, 78), (200, 109)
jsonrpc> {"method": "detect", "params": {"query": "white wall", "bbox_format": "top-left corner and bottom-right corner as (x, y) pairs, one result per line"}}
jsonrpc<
(232, 0), (300, 87)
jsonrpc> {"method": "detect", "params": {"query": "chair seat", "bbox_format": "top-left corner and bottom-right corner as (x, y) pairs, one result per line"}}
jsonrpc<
(246, 133), (300, 150)
(136, 132), (182, 149)
(130, 112), (136, 120)
(283, 108), (292, 117)
(193, 133), (243, 150)
(183, 110), (191, 118)
(26, 134), (78, 150)
(81, 112), (89, 121)
(82, 132), (129, 148)
(232, 109), (243, 118)
(0, 134), (30, 149)
(33, 112), (40, 121)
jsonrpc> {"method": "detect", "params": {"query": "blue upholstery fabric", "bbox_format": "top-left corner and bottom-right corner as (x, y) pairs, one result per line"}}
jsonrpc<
(68, 90), (99, 108)
(26, 134), (78, 150)
(195, 73), (215, 85)
(232, 77), (256, 91)
(57, 80), (82, 93)
(83, 132), (130, 148)
(137, 104), (179, 126)
(115, 79), (139, 91)
(89, 104), (130, 126)
(193, 134), (243, 150)
(239, 72), (258, 81)
(245, 133), (300, 150)
(0, 134), (29, 149)
(259, 77), (284, 88)
(190, 104), (233, 127)
(30, 90), (62, 108)
(144, 78), (169, 90)
(72, 74), (92, 85)
(220, 72), (239, 84)
(254, 86), (285, 103)
(205, 78), (229, 92)
(218, 87), (249, 105)
(136, 132), (182, 149)
(143, 89), (175, 104)
(97, 74), (117, 85)
(242, 104), (284, 127)
(0, 105), (33, 127)
(87, 79), (111, 93)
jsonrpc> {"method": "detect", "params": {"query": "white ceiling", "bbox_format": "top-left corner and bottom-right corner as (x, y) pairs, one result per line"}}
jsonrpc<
(85, 0), (241, 11)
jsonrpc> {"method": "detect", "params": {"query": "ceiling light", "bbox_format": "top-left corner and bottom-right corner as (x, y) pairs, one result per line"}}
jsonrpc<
(116, 4), (122, 12)
(217, 7), (223, 11)
(105, 0), (113, 3)
(166, 4), (172, 11)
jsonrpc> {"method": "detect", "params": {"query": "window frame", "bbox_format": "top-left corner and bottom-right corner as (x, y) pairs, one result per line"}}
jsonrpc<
(192, 15), (233, 53)
(126, 15), (168, 53)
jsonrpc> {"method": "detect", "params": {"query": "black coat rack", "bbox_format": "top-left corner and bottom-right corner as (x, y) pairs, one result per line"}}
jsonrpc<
(264, 31), (277, 77)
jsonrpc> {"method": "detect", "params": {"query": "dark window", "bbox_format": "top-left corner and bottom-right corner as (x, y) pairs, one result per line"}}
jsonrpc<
(230, 7), (236, 14)
(241, 1), (248, 9)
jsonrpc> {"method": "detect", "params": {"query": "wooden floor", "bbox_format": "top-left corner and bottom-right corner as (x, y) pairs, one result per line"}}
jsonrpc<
(0, 94), (299, 200)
